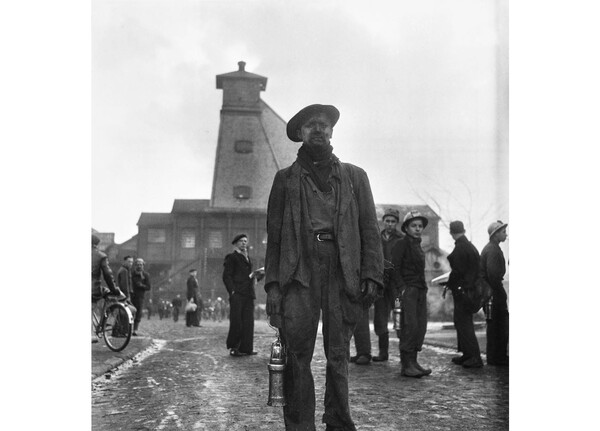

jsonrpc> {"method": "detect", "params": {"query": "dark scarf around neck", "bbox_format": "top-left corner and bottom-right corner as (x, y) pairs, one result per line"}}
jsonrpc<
(297, 144), (336, 192)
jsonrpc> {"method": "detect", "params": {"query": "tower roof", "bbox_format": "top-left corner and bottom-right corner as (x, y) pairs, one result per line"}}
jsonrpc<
(216, 61), (267, 90)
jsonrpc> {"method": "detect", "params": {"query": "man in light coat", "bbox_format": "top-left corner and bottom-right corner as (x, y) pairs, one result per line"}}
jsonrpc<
(265, 104), (383, 431)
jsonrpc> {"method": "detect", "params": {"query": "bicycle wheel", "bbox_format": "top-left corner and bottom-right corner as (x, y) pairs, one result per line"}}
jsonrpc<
(103, 303), (133, 352)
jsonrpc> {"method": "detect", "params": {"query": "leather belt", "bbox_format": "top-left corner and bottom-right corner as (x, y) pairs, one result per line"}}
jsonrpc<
(315, 232), (335, 242)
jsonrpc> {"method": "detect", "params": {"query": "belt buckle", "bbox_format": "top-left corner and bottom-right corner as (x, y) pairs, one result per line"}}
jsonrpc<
(316, 233), (324, 242)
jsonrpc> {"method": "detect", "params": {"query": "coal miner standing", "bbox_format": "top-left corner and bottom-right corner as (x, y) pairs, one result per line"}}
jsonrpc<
(390, 210), (432, 378)
(223, 234), (258, 356)
(350, 208), (402, 365)
(373, 208), (403, 361)
(446, 221), (484, 368)
(265, 104), (383, 431)
(480, 221), (509, 366)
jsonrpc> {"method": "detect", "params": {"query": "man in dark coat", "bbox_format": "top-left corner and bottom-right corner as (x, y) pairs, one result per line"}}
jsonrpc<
(350, 208), (403, 365)
(265, 104), (383, 431)
(114, 255), (136, 336)
(186, 269), (201, 327)
(223, 234), (258, 356)
(91, 234), (123, 343)
(391, 210), (432, 378)
(130, 257), (151, 336)
(445, 221), (483, 368)
(91, 234), (121, 299)
(480, 221), (509, 366)
(116, 255), (134, 301)
(172, 294), (183, 322)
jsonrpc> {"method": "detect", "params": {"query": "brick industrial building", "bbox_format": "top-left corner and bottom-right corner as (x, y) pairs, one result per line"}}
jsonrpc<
(96, 62), (448, 306)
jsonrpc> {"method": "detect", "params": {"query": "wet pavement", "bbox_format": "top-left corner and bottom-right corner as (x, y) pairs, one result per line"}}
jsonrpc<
(92, 316), (507, 430)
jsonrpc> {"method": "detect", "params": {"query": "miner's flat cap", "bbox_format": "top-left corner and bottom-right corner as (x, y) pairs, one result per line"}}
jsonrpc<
(286, 104), (340, 142)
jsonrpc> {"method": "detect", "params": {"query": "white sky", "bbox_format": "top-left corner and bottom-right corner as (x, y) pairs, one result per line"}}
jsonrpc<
(92, 0), (506, 252)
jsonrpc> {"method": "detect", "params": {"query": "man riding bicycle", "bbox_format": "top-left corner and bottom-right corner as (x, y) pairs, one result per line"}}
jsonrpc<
(92, 234), (124, 343)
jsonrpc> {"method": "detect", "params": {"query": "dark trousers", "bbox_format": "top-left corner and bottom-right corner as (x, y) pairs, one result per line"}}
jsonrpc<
(280, 241), (359, 431)
(131, 290), (146, 328)
(373, 288), (393, 336)
(352, 305), (371, 356)
(226, 293), (254, 353)
(487, 291), (509, 363)
(453, 292), (482, 359)
(186, 309), (199, 326)
(173, 307), (179, 322)
(398, 286), (428, 353)
(352, 289), (393, 354)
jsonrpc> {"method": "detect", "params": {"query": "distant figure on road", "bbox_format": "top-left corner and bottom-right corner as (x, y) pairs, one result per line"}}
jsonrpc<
(445, 221), (484, 368)
(186, 269), (202, 327)
(391, 210), (432, 378)
(172, 294), (182, 322)
(265, 104), (383, 431)
(131, 257), (151, 336)
(223, 234), (258, 356)
(480, 221), (509, 366)
(213, 297), (223, 322)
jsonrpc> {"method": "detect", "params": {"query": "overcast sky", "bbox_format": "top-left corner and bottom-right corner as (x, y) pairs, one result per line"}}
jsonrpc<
(92, 0), (507, 251)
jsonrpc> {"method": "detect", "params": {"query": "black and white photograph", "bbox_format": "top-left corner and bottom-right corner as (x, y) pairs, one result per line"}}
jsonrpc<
(90, 1), (508, 429)
(4, 0), (600, 430)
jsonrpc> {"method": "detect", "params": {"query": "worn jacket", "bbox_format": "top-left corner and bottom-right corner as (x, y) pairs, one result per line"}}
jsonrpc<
(264, 160), (383, 301)
(390, 235), (427, 293)
(116, 265), (132, 299)
(187, 275), (200, 303)
(480, 241), (506, 300)
(222, 251), (255, 299)
(131, 270), (151, 293)
(447, 235), (480, 292)
(91, 246), (116, 293)
(382, 229), (403, 288)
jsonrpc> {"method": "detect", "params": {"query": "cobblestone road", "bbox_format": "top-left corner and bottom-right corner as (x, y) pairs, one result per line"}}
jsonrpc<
(92, 317), (508, 431)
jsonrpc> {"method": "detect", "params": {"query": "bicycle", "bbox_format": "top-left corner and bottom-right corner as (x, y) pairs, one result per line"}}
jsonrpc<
(92, 291), (134, 352)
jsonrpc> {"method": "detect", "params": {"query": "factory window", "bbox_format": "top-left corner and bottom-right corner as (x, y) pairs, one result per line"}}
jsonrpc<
(208, 230), (223, 249)
(234, 140), (253, 153)
(233, 185), (252, 199)
(148, 228), (166, 243)
(181, 229), (196, 248)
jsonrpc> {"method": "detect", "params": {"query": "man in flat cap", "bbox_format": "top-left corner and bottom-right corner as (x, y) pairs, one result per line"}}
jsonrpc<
(480, 221), (509, 366)
(350, 208), (403, 365)
(265, 104), (383, 431)
(223, 234), (259, 356)
(445, 221), (484, 368)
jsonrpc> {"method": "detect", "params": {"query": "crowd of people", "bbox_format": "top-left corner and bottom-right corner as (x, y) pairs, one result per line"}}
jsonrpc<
(92, 103), (508, 431)
(91, 234), (252, 338)
(263, 104), (509, 431)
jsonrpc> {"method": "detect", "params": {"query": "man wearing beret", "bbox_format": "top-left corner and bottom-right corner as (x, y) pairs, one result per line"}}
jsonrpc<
(223, 234), (258, 356)
(480, 221), (509, 366)
(445, 221), (484, 368)
(265, 104), (383, 431)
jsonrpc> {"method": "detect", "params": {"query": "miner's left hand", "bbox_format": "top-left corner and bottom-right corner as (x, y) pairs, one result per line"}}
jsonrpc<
(361, 280), (380, 307)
